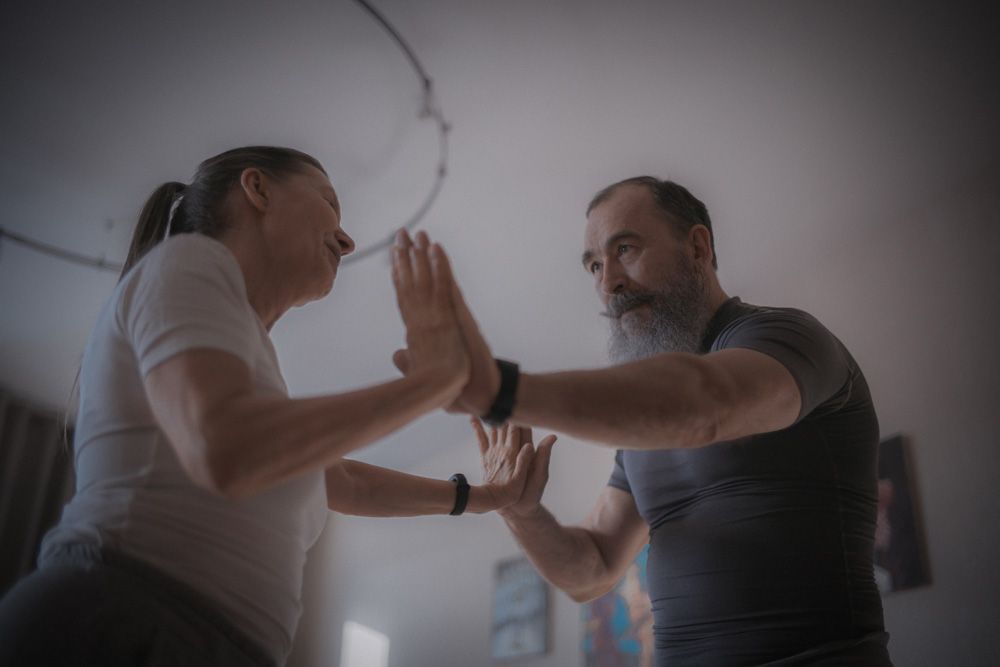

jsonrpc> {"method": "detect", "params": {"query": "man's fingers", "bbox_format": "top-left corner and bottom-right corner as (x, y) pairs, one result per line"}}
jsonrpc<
(430, 243), (456, 303)
(536, 435), (557, 473)
(470, 417), (489, 457)
(513, 442), (535, 478)
(524, 435), (557, 490)
(409, 246), (432, 292)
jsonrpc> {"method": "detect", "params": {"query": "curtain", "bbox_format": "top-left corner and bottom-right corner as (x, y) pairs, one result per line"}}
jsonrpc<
(0, 388), (75, 596)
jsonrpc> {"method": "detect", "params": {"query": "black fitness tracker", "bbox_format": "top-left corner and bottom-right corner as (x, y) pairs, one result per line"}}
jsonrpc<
(449, 473), (470, 516)
(481, 359), (520, 426)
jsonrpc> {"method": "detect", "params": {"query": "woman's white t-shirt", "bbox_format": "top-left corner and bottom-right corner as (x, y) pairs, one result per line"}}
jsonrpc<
(41, 233), (328, 663)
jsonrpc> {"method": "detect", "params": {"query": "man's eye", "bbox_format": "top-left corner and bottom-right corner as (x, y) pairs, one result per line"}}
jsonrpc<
(589, 262), (601, 274)
(617, 244), (631, 255)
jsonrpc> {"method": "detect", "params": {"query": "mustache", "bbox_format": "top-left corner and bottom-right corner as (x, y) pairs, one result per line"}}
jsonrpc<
(602, 291), (656, 319)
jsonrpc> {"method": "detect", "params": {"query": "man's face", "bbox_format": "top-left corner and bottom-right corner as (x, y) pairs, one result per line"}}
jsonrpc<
(582, 184), (711, 362)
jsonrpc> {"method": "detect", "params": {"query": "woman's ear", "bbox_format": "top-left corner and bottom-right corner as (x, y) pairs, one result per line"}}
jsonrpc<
(239, 167), (269, 213)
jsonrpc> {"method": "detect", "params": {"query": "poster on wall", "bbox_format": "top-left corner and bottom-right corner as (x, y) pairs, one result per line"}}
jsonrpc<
(491, 556), (549, 660)
(874, 434), (931, 593)
(581, 544), (653, 667)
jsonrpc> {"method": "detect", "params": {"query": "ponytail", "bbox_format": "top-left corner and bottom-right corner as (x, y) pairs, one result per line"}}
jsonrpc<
(120, 181), (186, 279)
(119, 146), (324, 281)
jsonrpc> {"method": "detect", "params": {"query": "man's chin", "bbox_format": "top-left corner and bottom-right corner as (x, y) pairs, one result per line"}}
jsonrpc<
(618, 307), (652, 332)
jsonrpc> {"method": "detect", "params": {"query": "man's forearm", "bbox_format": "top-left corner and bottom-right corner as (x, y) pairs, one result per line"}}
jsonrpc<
(512, 353), (720, 450)
(500, 505), (617, 602)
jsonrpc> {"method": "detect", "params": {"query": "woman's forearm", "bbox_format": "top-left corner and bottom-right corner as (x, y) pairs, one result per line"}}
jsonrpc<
(201, 369), (460, 498)
(326, 460), (498, 517)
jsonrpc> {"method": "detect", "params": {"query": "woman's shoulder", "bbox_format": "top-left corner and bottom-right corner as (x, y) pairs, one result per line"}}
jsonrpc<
(141, 233), (233, 272)
(114, 233), (247, 318)
(119, 233), (239, 289)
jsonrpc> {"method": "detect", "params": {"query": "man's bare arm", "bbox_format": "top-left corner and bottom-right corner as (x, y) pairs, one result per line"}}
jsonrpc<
(501, 486), (648, 602)
(512, 348), (801, 450)
(474, 423), (648, 601)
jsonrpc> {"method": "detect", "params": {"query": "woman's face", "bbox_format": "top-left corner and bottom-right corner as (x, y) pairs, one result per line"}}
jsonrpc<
(262, 164), (355, 304)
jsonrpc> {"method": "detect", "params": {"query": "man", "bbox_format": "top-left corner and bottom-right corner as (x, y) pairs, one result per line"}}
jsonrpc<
(396, 177), (892, 665)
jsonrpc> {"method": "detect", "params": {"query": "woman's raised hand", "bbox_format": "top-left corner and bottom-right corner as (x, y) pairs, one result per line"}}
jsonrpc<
(391, 229), (469, 407)
(391, 231), (500, 416)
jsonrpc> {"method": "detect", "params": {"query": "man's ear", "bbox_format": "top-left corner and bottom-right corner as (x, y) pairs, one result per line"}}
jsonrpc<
(689, 224), (715, 268)
(239, 167), (269, 213)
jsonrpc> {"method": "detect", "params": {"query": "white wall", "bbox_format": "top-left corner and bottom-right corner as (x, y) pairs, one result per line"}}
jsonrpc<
(289, 160), (1000, 667)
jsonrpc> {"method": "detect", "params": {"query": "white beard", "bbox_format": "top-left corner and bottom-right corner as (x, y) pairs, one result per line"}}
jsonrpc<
(606, 254), (710, 363)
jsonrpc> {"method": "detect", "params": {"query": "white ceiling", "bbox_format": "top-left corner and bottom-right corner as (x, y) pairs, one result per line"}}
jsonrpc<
(1, 0), (998, 468)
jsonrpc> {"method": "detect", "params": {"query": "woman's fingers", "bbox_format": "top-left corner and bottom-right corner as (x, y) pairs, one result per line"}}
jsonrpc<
(395, 228), (415, 249)
(392, 244), (412, 291)
(395, 230), (455, 305)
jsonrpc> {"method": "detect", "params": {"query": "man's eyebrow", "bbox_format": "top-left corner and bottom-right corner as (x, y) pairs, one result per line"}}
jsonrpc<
(581, 231), (642, 267)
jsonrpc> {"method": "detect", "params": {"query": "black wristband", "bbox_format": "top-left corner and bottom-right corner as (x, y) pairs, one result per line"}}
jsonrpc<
(481, 359), (520, 426)
(448, 473), (470, 516)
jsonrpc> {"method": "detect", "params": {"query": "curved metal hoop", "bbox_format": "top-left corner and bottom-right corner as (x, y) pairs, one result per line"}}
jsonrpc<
(342, 0), (450, 265)
(0, 0), (449, 272)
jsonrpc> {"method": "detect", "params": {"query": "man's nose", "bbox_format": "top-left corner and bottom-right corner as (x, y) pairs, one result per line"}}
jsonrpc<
(600, 264), (627, 296)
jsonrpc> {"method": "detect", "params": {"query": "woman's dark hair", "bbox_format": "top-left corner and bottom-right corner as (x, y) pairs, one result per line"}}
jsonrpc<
(586, 176), (718, 269)
(120, 146), (326, 278)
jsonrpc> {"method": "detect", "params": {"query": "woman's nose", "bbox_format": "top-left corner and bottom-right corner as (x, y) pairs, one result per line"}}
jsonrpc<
(336, 229), (356, 256)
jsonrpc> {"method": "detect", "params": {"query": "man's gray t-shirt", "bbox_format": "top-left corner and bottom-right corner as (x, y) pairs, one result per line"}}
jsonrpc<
(41, 234), (328, 664)
(609, 297), (890, 665)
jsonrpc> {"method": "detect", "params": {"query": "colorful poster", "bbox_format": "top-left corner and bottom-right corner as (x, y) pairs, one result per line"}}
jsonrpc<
(581, 544), (653, 667)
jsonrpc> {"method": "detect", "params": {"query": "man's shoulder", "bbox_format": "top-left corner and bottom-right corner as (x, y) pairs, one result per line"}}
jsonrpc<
(711, 300), (829, 351)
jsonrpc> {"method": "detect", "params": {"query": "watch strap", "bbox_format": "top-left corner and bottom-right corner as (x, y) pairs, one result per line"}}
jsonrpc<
(481, 359), (520, 426)
(449, 473), (470, 516)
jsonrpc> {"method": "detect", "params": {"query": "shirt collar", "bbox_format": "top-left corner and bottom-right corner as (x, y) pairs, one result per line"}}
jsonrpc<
(698, 296), (748, 353)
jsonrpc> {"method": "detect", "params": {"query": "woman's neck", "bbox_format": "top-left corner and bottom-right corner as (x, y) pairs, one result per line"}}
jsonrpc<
(218, 231), (289, 332)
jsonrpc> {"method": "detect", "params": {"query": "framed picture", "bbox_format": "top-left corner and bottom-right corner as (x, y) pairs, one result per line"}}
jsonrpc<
(581, 544), (653, 667)
(491, 556), (549, 660)
(875, 434), (931, 593)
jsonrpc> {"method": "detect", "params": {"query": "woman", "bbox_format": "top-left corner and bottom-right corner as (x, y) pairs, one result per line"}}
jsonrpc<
(0, 146), (532, 666)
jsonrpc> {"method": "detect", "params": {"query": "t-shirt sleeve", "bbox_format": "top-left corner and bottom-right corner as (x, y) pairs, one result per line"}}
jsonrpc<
(607, 450), (632, 494)
(118, 238), (258, 377)
(715, 308), (850, 421)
